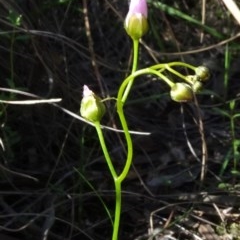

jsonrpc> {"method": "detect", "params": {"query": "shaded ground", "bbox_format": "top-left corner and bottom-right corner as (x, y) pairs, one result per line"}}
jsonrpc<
(0, 0), (240, 239)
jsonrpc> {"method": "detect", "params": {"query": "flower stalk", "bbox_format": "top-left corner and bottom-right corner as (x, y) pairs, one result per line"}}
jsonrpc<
(79, 0), (210, 239)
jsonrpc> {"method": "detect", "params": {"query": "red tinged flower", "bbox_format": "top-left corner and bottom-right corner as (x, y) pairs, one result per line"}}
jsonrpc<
(124, 0), (148, 40)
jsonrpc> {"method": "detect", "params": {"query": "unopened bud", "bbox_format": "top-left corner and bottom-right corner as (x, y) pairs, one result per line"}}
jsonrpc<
(170, 83), (193, 102)
(125, 14), (148, 40)
(80, 85), (106, 122)
(192, 81), (203, 93)
(195, 66), (210, 82)
(125, 0), (148, 40)
(185, 75), (199, 85)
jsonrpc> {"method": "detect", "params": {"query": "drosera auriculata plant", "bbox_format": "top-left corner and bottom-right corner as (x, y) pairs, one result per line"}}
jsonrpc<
(80, 0), (210, 239)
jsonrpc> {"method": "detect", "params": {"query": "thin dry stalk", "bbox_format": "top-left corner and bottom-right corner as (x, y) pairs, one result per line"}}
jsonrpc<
(221, 0), (240, 25)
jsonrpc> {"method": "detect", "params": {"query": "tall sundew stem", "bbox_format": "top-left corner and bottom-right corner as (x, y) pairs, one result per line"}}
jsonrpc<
(121, 39), (139, 104)
(94, 121), (117, 180)
(111, 179), (122, 240)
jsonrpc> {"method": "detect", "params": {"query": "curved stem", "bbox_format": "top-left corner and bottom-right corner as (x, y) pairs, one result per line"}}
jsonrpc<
(165, 65), (188, 80)
(117, 68), (176, 182)
(92, 60), (199, 240)
(116, 73), (143, 182)
(94, 121), (118, 180)
(148, 69), (175, 87)
(95, 121), (121, 240)
(121, 39), (139, 104)
(119, 67), (175, 95)
(151, 61), (196, 71)
(150, 62), (197, 85)
(117, 102), (133, 182)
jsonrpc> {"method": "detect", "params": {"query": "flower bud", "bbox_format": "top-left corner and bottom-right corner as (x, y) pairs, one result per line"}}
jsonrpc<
(195, 66), (210, 82)
(80, 85), (106, 122)
(192, 81), (203, 93)
(125, 0), (148, 40)
(170, 83), (193, 102)
(185, 75), (199, 85)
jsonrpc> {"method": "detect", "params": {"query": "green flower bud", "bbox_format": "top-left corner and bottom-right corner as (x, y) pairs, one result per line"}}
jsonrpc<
(192, 81), (203, 93)
(170, 83), (193, 102)
(80, 85), (106, 122)
(185, 75), (199, 85)
(195, 66), (210, 82)
(124, 13), (148, 40)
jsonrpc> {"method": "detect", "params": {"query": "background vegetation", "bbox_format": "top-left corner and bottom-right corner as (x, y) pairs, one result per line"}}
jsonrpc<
(0, 0), (240, 239)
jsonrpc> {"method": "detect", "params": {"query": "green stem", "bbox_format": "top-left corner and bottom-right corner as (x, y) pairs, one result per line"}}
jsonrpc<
(229, 101), (237, 172)
(131, 39), (139, 73)
(120, 68), (175, 95)
(116, 67), (176, 182)
(230, 117), (236, 171)
(121, 39), (139, 104)
(151, 61), (196, 71)
(151, 62), (197, 85)
(119, 62), (195, 96)
(94, 122), (123, 240)
(94, 121), (117, 180)
(149, 69), (175, 87)
(165, 65), (188, 80)
(94, 61), (192, 240)
(112, 180), (122, 240)
(117, 100), (133, 182)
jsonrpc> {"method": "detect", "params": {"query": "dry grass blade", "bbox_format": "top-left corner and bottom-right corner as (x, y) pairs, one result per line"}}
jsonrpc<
(0, 99), (61, 104)
(221, 0), (240, 25)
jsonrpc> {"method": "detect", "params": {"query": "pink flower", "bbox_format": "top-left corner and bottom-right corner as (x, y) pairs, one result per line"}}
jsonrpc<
(128, 0), (148, 18)
(82, 85), (93, 97)
(125, 0), (148, 40)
